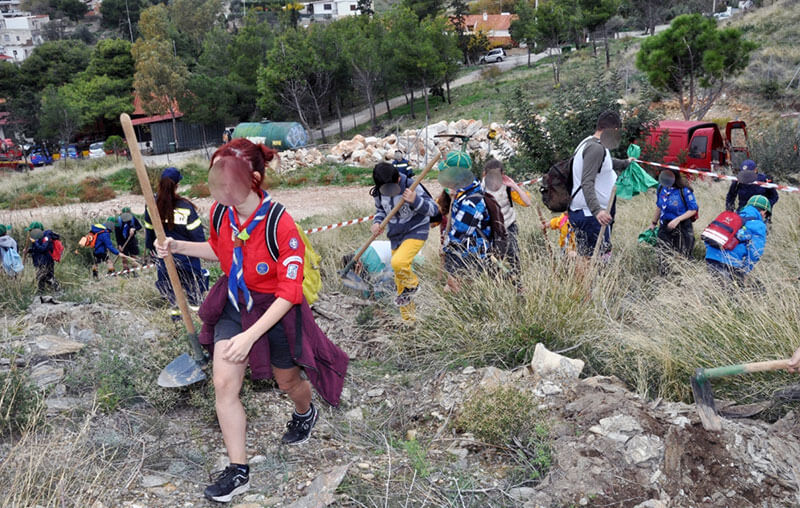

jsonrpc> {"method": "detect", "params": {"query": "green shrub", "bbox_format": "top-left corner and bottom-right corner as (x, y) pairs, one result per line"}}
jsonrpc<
(748, 119), (800, 182)
(456, 386), (551, 480)
(0, 364), (44, 436)
(505, 71), (663, 179)
(457, 386), (541, 445)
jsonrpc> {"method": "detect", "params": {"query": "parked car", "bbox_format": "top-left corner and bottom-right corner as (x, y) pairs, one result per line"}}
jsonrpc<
(60, 144), (80, 159)
(89, 142), (107, 159)
(479, 48), (506, 64)
(29, 146), (53, 166)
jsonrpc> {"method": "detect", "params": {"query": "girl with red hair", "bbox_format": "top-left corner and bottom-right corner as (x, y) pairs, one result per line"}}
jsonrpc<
(156, 138), (348, 503)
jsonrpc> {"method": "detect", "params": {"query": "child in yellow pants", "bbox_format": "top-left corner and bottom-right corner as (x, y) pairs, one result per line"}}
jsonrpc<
(370, 162), (438, 320)
(542, 212), (577, 256)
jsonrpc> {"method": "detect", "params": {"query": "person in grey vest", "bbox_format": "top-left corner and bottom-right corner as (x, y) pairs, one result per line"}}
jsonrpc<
(568, 110), (632, 258)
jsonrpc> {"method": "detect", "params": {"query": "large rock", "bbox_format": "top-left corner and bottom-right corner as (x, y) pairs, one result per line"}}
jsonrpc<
(589, 414), (644, 443)
(34, 335), (85, 357)
(30, 362), (64, 388)
(464, 119), (483, 137)
(286, 464), (349, 508)
(624, 434), (663, 465)
(530, 343), (584, 380)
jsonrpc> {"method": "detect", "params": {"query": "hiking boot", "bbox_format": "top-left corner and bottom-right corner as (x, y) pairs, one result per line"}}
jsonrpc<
(204, 464), (249, 503)
(281, 403), (318, 445)
(395, 286), (418, 306)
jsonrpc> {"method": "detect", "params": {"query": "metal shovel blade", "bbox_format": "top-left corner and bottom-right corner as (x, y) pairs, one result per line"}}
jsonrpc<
(341, 271), (371, 293)
(690, 369), (722, 431)
(157, 352), (207, 388)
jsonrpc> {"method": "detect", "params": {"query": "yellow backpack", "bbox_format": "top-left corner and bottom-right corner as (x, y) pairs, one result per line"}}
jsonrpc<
(297, 225), (322, 305)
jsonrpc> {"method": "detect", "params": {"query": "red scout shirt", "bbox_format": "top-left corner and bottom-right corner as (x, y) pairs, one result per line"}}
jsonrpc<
(208, 200), (305, 305)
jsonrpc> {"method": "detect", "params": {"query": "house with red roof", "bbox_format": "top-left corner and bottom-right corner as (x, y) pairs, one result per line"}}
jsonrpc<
(460, 12), (517, 47)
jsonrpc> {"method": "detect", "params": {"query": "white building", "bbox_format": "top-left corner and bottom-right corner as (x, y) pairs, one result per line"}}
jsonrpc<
(301, 0), (359, 21)
(0, 14), (48, 62)
(0, 0), (23, 16)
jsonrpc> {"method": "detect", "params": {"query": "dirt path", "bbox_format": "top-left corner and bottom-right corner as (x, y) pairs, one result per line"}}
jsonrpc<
(0, 181), (444, 228)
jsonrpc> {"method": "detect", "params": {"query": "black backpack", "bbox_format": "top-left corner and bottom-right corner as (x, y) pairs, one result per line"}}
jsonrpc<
(540, 157), (576, 213)
(483, 192), (508, 254)
(540, 138), (603, 213)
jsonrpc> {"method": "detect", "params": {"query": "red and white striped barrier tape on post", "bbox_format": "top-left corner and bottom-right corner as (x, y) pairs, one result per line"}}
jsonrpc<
(304, 215), (375, 235)
(634, 159), (800, 194)
(106, 262), (157, 277)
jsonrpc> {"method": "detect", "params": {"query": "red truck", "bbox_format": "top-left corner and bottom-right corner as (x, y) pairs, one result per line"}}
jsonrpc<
(0, 138), (33, 172)
(645, 120), (749, 172)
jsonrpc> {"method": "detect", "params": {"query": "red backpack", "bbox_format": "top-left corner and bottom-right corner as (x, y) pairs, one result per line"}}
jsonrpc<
(44, 230), (64, 262)
(701, 211), (743, 250)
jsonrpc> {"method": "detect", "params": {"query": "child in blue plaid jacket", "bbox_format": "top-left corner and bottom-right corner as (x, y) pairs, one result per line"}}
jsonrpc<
(442, 178), (491, 291)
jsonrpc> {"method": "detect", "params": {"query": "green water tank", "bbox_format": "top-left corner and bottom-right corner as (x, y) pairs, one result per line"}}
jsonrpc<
(232, 121), (309, 151)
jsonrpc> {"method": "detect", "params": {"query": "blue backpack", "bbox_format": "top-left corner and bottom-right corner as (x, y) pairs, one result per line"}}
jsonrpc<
(1, 246), (24, 275)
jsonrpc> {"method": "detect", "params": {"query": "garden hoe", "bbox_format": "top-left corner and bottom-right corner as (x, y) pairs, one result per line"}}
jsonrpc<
(339, 151), (441, 281)
(120, 113), (208, 388)
(690, 358), (791, 431)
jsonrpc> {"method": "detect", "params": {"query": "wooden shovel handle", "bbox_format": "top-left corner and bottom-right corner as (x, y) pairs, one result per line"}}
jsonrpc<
(743, 359), (791, 373)
(120, 113), (195, 335)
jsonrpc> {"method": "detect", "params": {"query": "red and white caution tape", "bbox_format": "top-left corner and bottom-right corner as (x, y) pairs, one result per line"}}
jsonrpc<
(519, 177), (542, 187)
(635, 159), (800, 194)
(304, 215), (374, 235)
(106, 262), (157, 277)
(303, 178), (544, 236)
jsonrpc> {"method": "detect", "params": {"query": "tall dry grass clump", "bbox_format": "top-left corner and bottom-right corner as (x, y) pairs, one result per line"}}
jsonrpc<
(0, 408), (133, 508)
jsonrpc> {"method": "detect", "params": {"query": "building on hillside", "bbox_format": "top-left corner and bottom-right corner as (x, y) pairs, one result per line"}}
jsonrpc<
(131, 95), (224, 155)
(460, 12), (517, 47)
(0, 0), (24, 15)
(299, 0), (359, 22)
(0, 13), (48, 62)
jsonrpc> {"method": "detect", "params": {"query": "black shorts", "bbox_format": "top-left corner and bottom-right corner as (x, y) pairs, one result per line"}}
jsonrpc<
(93, 252), (109, 263)
(121, 242), (140, 256)
(213, 300), (295, 369)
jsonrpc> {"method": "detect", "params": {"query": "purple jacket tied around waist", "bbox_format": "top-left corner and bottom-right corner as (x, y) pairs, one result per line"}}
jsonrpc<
(198, 276), (349, 407)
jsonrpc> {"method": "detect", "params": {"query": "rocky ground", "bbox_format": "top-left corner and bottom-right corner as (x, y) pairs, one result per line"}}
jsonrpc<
(3, 291), (800, 507)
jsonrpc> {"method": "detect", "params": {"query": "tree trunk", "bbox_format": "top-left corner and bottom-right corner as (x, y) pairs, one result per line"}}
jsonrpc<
(445, 77), (451, 104)
(409, 86), (416, 120)
(309, 91), (328, 144)
(422, 77), (430, 120)
(335, 94), (344, 136)
(367, 89), (377, 129)
(383, 83), (392, 120)
(527, 45), (531, 67)
(604, 25), (610, 69)
(592, 34), (597, 57)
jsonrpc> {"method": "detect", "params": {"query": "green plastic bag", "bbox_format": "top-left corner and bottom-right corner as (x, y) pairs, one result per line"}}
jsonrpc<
(638, 226), (659, 246)
(616, 144), (658, 200)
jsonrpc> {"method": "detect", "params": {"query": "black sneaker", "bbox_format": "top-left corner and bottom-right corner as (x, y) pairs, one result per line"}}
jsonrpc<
(281, 403), (318, 445)
(395, 286), (418, 306)
(204, 465), (249, 503)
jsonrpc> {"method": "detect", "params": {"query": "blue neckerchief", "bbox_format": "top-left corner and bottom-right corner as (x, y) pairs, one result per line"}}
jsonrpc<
(227, 191), (272, 312)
